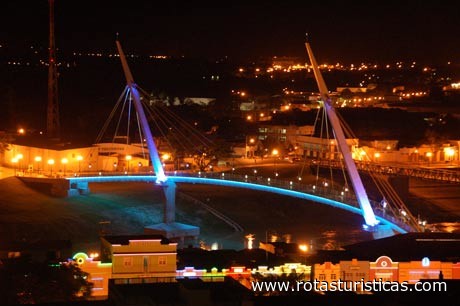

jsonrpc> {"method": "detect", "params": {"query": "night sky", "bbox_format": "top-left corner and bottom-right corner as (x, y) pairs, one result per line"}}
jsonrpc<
(1, 0), (459, 63)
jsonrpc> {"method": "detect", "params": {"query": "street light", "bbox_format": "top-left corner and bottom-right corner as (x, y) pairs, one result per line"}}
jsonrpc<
(16, 154), (23, 173)
(34, 156), (42, 174)
(76, 155), (83, 174)
(61, 158), (68, 176)
(374, 152), (381, 163)
(446, 148), (455, 164)
(48, 159), (55, 176)
(272, 148), (279, 176)
(299, 244), (308, 264)
(11, 157), (18, 175)
(426, 151), (433, 166)
(247, 137), (256, 158)
(125, 155), (132, 172)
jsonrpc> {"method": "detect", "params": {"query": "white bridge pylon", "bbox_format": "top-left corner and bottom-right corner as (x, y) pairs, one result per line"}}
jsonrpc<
(116, 40), (177, 224)
(305, 37), (379, 228)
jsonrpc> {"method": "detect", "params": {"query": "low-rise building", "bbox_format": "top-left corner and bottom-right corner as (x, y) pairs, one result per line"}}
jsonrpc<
(369, 255), (399, 281)
(100, 235), (178, 279)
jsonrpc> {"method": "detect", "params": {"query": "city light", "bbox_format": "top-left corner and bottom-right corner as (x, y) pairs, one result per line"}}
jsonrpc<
(161, 153), (170, 161)
(245, 234), (255, 249)
(48, 159), (55, 176)
(125, 155), (132, 172)
(299, 244), (308, 252)
(445, 148), (455, 159)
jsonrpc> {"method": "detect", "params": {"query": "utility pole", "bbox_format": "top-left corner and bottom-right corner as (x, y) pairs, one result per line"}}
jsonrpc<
(47, 0), (60, 139)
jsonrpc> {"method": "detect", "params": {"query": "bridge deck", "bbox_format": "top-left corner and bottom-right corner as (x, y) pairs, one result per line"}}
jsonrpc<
(67, 172), (414, 234)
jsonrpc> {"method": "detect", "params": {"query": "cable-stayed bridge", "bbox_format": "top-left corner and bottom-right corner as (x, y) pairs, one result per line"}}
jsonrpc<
(60, 38), (425, 241)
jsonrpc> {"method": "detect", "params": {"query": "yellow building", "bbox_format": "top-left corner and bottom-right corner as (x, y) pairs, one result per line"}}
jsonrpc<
(101, 235), (177, 279)
(369, 255), (399, 282)
(313, 261), (341, 283)
(399, 257), (452, 284)
(73, 252), (112, 299)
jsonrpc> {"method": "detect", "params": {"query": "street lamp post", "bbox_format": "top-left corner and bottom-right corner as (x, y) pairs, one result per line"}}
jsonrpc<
(61, 158), (68, 176)
(48, 159), (55, 176)
(16, 153), (23, 174)
(374, 152), (380, 163)
(11, 157), (18, 176)
(34, 156), (42, 174)
(446, 148), (455, 165)
(126, 155), (132, 173)
(246, 137), (256, 159)
(272, 148), (279, 176)
(426, 152), (433, 167)
(299, 244), (308, 265)
(76, 155), (83, 174)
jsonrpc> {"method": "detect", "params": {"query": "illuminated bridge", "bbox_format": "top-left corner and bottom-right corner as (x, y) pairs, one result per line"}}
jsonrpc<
(73, 38), (422, 241)
(67, 171), (414, 235)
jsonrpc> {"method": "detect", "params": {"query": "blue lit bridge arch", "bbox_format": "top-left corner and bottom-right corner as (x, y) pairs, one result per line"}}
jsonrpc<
(67, 173), (412, 234)
(96, 39), (420, 240)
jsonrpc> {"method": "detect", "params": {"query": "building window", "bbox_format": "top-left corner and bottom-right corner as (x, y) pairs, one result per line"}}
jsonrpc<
(123, 257), (133, 267)
(8, 252), (21, 258)
(331, 273), (337, 280)
(158, 256), (167, 265)
(355, 272), (365, 279)
(318, 274), (326, 281)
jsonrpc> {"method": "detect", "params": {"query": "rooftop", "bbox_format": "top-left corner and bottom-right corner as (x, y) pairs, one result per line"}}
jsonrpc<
(102, 234), (170, 246)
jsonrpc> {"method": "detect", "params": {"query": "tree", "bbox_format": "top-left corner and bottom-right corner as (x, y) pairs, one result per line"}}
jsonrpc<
(0, 132), (13, 155)
(0, 258), (93, 304)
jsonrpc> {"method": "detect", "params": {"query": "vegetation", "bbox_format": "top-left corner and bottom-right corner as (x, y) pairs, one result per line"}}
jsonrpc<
(0, 257), (92, 305)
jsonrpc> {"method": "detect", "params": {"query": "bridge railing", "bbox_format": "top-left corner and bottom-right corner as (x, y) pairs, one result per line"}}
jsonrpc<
(170, 170), (358, 205)
(72, 170), (417, 232)
(171, 171), (418, 232)
(310, 158), (460, 183)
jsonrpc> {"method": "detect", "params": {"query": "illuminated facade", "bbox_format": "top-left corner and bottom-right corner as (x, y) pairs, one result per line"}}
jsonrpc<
(369, 255), (399, 281)
(100, 235), (177, 279)
(2, 143), (150, 175)
(313, 261), (341, 283)
(73, 252), (112, 299)
(399, 258), (453, 284)
(340, 258), (370, 287)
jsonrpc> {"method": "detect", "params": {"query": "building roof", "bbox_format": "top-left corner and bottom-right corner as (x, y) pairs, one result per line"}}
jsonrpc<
(102, 234), (170, 245)
(310, 232), (460, 263)
(343, 232), (460, 262)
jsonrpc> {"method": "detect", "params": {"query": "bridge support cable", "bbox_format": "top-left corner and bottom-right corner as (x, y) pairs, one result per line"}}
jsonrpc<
(140, 96), (207, 155)
(94, 86), (129, 144)
(136, 86), (214, 153)
(374, 174), (421, 231)
(334, 99), (421, 232)
(299, 104), (322, 178)
(305, 37), (379, 227)
(116, 40), (166, 183)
